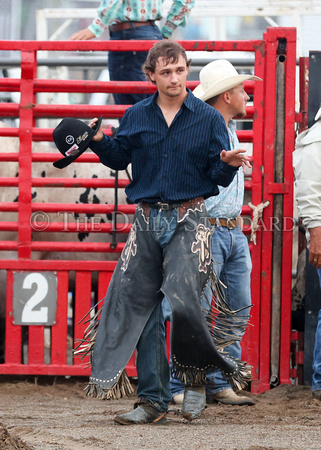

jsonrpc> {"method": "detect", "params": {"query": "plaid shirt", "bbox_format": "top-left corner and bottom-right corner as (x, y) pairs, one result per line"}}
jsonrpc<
(89, 0), (195, 39)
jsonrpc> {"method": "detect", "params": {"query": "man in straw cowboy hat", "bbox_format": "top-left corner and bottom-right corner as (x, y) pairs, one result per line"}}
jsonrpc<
(59, 41), (254, 424)
(166, 59), (262, 408)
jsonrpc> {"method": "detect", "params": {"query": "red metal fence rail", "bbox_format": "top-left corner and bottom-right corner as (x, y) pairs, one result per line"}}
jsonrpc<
(0, 28), (297, 392)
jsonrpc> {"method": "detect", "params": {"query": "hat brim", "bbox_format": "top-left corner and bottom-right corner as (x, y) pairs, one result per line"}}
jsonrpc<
(193, 75), (262, 102)
(53, 116), (103, 169)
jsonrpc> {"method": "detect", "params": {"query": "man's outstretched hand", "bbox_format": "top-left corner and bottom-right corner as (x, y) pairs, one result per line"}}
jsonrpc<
(220, 149), (252, 172)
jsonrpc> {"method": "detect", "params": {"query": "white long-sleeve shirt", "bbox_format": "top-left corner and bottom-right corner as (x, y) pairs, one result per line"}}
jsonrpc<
(293, 118), (321, 239)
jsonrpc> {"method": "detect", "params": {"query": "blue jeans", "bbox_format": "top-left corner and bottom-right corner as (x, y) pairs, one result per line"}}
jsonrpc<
(164, 225), (252, 397)
(136, 208), (177, 411)
(206, 226), (252, 394)
(312, 268), (321, 392)
(108, 24), (163, 105)
(162, 297), (185, 396)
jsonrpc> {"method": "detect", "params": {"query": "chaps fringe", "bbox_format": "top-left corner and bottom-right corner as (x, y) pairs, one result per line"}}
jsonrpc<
(85, 370), (134, 400)
(170, 270), (253, 390)
(203, 270), (253, 351)
(225, 358), (253, 391)
(75, 268), (253, 398)
(171, 355), (253, 392)
(73, 298), (104, 366)
(205, 270), (253, 390)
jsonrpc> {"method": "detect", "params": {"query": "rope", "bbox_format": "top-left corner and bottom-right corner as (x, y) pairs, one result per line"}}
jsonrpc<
(248, 201), (270, 245)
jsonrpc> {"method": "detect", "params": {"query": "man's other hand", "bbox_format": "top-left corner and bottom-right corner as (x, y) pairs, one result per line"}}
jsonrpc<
(309, 226), (321, 269)
(69, 28), (95, 40)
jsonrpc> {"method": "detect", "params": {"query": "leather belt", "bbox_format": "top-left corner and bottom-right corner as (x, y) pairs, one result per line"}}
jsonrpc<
(109, 20), (155, 33)
(147, 202), (182, 211)
(145, 197), (204, 212)
(209, 218), (238, 229)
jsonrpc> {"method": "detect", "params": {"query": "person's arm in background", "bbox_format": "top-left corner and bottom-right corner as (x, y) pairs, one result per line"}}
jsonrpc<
(293, 132), (321, 269)
(69, 0), (121, 40)
(207, 114), (250, 188)
(161, 0), (195, 38)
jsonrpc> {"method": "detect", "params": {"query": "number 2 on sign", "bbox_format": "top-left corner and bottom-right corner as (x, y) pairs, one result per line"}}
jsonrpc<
(21, 273), (49, 323)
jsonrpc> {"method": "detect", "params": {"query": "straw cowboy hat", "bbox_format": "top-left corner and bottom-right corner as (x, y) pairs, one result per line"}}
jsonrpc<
(193, 59), (262, 102)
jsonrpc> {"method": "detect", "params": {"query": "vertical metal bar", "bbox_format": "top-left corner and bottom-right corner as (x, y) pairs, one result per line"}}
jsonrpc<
(279, 28), (296, 386)
(73, 271), (92, 367)
(18, 49), (36, 259)
(4, 270), (22, 365)
(270, 50), (286, 387)
(258, 27), (278, 393)
(28, 325), (45, 365)
(98, 270), (113, 302)
(308, 51), (321, 128)
(51, 271), (69, 365)
(298, 57), (309, 134)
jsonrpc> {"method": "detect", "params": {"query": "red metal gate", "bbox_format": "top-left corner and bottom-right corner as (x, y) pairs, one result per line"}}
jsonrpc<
(0, 27), (297, 392)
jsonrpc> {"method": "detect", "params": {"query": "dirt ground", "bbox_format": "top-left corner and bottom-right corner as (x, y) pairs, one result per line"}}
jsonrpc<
(1, 376), (321, 450)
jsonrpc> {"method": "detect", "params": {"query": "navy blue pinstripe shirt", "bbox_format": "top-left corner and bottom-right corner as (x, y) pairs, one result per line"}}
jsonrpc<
(90, 89), (237, 203)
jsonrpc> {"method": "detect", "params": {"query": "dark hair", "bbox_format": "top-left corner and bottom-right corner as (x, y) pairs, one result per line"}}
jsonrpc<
(206, 95), (220, 107)
(206, 87), (235, 106)
(142, 40), (192, 84)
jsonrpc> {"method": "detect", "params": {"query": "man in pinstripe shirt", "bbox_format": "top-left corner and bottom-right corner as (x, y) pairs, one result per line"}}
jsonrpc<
(85, 40), (251, 424)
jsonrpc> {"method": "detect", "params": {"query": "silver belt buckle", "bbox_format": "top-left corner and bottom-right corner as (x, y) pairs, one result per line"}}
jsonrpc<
(156, 202), (170, 210)
(227, 218), (235, 229)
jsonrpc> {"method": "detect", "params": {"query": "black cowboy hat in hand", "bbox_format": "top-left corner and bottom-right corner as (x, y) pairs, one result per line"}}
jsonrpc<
(52, 116), (102, 169)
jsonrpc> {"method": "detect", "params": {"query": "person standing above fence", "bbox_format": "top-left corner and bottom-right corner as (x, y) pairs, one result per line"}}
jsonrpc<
(69, 0), (195, 105)
(293, 106), (321, 401)
(53, 40), (252, 424)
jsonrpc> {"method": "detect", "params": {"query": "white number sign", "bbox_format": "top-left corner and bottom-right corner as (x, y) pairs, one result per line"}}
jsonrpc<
(13, 271), (57, 326)
(21, 273), (49, 323)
